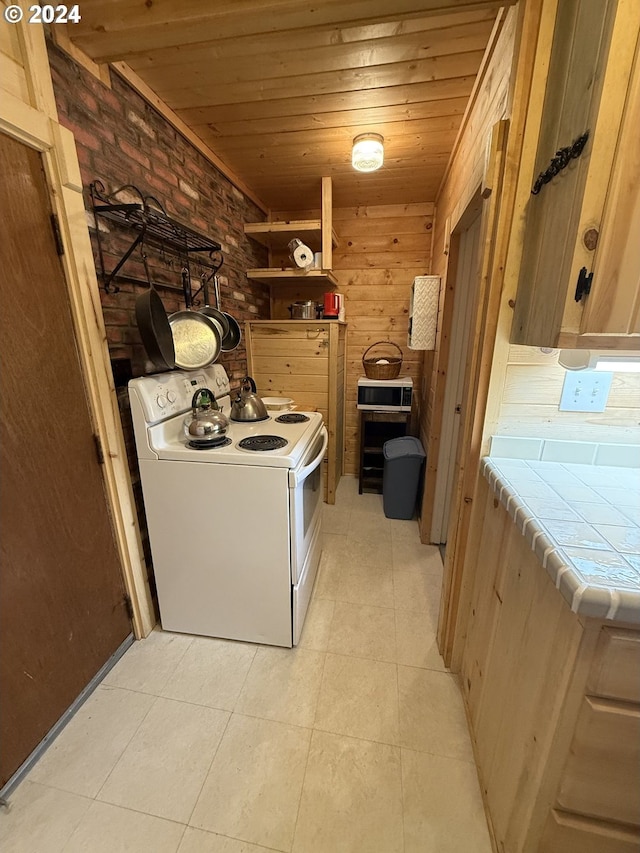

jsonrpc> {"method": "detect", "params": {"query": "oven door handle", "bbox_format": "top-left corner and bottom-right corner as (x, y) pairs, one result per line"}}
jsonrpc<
(289, 427), (328, 488)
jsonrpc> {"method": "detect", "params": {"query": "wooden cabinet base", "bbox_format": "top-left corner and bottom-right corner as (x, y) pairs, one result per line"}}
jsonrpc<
(461, 475), (640, 853)
(540, 810), (640, 853)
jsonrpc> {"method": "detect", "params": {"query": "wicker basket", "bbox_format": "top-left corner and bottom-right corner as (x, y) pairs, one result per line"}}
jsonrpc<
(362, 341), (403, 380)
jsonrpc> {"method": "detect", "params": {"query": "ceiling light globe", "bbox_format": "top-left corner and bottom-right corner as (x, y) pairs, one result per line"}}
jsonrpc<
(352, 133), (384, 172)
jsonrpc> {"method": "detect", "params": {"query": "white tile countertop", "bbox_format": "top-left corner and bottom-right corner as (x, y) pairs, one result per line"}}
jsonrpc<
(482, 438), (640, 624)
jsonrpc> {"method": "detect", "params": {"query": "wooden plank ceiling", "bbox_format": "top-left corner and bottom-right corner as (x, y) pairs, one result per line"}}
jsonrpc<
(67, 1), (511, 211)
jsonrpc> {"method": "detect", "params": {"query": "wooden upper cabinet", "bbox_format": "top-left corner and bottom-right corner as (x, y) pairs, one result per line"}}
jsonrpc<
(511, 0), (640, 350)
(245, 176), (339, 286)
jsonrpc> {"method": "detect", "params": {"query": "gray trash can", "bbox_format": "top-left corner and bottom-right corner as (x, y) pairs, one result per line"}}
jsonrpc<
(382, 436), (426, 519)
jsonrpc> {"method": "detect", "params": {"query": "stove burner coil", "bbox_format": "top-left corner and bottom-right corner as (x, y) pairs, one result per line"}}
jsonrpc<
(275, 413), (310, 424)
(238, 435), (288, 452)
(188, 437), (232, 450)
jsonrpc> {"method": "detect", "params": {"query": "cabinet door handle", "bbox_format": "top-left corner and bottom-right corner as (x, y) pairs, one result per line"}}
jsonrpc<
(574, 267), (594, 302)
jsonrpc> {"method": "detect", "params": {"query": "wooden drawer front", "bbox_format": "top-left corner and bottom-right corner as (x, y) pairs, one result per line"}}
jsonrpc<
(588, 628), (640, 703)
(540, 809), (640, 853)
(556, 697), (640, 826)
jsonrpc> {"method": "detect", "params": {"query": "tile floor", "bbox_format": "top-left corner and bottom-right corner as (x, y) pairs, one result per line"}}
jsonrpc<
(1, 476), (492, 853)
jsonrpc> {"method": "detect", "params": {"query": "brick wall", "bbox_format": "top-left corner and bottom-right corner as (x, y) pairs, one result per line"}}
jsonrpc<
(47, 40), (269, 383)
(46, 40), (270, 595)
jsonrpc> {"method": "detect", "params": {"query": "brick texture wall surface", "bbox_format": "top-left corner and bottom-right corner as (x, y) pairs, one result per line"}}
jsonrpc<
(47, 40), (269, 385)
(46, 41), (270, 593)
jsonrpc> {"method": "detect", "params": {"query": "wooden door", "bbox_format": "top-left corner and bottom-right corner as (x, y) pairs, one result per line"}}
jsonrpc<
(0, 134), (132, 788)
(431, 215), (481, 543)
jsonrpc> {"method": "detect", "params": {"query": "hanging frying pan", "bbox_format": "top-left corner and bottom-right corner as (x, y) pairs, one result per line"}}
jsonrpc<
(168, 269), (222, 370)
(199, 273), (230, 341)
(135, 253), (176, 370)
(214, 274), (241, 352)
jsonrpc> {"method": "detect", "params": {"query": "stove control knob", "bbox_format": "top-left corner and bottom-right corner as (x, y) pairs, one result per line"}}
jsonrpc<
(156, 394), (167, 409)
(166, 391), (177, 404)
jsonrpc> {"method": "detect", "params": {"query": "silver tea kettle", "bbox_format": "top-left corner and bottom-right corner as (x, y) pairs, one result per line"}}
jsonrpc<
(230, 376), (269, 422)
(183, 388), (228, 444)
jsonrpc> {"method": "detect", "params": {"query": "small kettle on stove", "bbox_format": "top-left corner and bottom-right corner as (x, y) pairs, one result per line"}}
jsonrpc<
(230, 376), (269, 422)
(183, 388), (228, 445)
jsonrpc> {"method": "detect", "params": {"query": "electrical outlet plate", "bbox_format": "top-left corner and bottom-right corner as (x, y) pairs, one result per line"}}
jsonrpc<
(559, 370), (613, 412)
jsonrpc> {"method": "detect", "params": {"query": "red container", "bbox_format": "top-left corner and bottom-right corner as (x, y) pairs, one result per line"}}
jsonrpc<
(323, 292), (340, 318)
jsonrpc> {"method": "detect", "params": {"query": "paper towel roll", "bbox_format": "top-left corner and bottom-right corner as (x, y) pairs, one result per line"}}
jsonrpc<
(288, 239), (314, 269)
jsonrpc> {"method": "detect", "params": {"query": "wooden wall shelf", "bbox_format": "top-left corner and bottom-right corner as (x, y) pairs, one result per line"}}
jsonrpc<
(244, 220), (338, 251)
(244, 177), (336, 286)
(246, 268), (338, 286)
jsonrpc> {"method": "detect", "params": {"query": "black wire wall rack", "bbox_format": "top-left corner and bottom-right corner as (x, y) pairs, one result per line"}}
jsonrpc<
(90, 180), (223, 293)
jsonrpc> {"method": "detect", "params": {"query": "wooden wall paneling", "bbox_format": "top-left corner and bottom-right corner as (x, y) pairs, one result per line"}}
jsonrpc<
(434, 6), (506, 201)
(182, 96), (470, 137)
(125, 19), (495, 90)
(479, 0), (560, 454)
(60, 2), (509, 211)
(430, 6), (516, 257)
(429, 1), (550, 670)
(131, 51), (487, 108)
(179, 81), (474, 130)
(437, 117), (509, 662)
(419, 5), (518, 546)
(0, 30), (30, 103)
(246, 321), (344, 502)
(419, 232), (460, 538)
(331, 204), (432, 475)
(491, 347), (640, 444)
(321, 175), (333, 271)
(69, 1), (511, 59)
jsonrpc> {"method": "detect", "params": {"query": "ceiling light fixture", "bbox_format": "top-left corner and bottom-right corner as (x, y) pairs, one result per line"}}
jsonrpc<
(352, 133), (384, 172)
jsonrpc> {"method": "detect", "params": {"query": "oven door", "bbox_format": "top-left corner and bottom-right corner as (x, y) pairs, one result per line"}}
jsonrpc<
(288, 426), (327, 583)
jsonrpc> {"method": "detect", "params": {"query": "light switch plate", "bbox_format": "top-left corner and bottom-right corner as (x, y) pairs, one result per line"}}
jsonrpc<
(559, 370), (613, 412)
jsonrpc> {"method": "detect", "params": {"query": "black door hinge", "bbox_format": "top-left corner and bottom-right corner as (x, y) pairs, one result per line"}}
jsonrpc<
(124, 594), (134, 621)
(574, 267), (593, 302)
(93, 433), (105, 464)
(531, 131), (589, 195)
(51, 214), (65, 256)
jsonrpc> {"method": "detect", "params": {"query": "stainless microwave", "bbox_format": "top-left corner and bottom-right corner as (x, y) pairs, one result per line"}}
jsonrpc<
(357, 376), (413, 412)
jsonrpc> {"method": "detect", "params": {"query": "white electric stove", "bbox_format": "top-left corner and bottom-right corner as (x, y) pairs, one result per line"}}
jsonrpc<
(129, 365), (326, 647)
